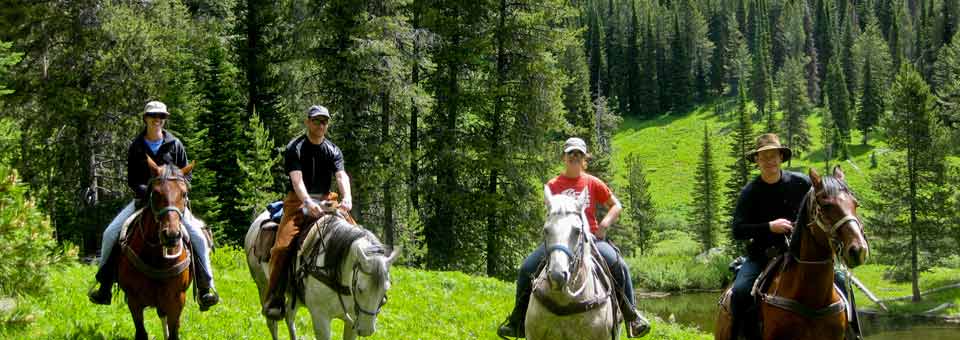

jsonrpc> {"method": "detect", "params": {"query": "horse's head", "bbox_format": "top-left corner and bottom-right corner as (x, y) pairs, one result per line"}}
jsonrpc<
(542, 184), (588, 291)
(808, 166), (869, 268)
(350, 239), (400, 337)
(145, 156), (193, 257)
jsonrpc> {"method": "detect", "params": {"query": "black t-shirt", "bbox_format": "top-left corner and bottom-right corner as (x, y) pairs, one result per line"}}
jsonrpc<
(283, 136), (344, 195)
(731, 170), (812, 261)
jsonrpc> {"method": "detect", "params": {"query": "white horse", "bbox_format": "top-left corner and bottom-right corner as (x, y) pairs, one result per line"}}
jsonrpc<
(525, 186), (619, 340)
(245, 210), (399, 340)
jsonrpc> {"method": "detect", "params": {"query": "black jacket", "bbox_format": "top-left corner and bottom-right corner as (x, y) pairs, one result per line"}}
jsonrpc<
(731, 170), (812, 260)
(127, 129), (190, 200)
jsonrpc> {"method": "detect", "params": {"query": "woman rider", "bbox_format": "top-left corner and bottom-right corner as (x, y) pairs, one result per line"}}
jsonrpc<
(497, 137), (651, 338)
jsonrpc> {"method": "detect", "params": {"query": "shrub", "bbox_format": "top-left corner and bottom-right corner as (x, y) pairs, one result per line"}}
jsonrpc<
(0, 164), (61, 297)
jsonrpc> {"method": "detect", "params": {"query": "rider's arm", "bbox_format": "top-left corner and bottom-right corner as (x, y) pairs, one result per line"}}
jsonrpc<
(127, 141), (148, 200)
(289, 170), (317, 209)
(731, 185), (771, 240)
(335, 170), (352, 211)
(599, 195), (622, 230)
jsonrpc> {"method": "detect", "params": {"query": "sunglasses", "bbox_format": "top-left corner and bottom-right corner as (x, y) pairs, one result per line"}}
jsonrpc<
(310, 117), (329, 125)
(145, 112), (169, 119)
(565, 150), (585, 158)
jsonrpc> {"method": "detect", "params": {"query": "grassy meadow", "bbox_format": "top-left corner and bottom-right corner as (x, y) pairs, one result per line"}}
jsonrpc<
(0, 247), (710, 340)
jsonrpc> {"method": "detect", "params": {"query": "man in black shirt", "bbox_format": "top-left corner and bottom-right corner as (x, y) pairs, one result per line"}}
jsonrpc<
(262, 105), (353, 320)
(729, 133), (810, 339)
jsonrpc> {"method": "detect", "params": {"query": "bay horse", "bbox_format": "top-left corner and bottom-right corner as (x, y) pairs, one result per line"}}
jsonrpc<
(525, 186), (619, 340)
(715, 166), (869, 340)
(245, 205), (398, 340)
(117, 157), (194, 340)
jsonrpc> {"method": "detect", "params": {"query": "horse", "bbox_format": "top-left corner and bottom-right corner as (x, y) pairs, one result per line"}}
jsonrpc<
(116, 157), (194, 340)
(245, 205), (399, 340)
(525, 185), (619, 340)
(715, 166), (869, 340)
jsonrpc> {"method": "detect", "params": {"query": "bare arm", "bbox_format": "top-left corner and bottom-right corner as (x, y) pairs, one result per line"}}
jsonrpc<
(598, 195), (622, 238)
(290, 171), (322, 216)
(336, 170), (352, 211)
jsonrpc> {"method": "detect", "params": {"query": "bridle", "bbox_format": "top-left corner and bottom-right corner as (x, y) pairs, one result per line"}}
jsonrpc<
(543, 208), (589, 293)
(336, 244), (389, 329)
(790, 186), (863, 267)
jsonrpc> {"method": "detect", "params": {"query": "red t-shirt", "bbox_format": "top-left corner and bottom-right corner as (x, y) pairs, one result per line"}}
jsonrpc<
(547, 174), (613, 235)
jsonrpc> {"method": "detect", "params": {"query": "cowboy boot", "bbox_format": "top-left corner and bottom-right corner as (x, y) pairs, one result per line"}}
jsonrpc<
(194, 254), (219, 311)
(262, 251), (290, 320)
(88, 250), (118, 305)
(496, 286), (531, 338)
(619, 297), (651, 338)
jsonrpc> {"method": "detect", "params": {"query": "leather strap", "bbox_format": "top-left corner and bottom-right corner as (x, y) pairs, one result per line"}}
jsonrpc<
(533, 287), (610, 316)
(121, 244), (191, 280)
(761, 293), (845, 319)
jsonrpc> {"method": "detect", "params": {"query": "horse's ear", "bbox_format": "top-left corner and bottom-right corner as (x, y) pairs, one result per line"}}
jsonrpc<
(809, 167), (822, 191)
(146, 156), (161, 177)
(544, 184), (552, 209)
(577, 187), (590, 210)
(181, 161), (195, 176)
(358, 247), (374, 273)
(386, 246), (402, 266)
(832, 165), (845, 181)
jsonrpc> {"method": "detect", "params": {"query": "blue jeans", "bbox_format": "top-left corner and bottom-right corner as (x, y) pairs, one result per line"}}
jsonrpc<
(508, 237), (636, 323)
(98, 201), (214, 287)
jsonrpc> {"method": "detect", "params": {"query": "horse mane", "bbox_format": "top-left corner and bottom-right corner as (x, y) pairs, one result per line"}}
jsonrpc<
(789, 174), (850, 257)
(320, 217), (387, 287)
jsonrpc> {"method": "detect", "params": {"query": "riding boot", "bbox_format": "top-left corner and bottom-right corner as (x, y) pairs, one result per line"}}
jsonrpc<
(262, 251), (290, 320)
(88, 249), (118, 305)
(497, 286), (531, 338)
(194, 253), (219, 312)
(618, 294), (651, 338)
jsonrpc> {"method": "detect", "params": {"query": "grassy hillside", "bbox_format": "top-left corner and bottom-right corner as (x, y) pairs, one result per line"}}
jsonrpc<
(0, 247), (710, 339)
(610, 98), (885, 228)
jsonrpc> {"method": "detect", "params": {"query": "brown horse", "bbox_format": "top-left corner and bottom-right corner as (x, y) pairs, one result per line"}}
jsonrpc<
(117, 157), (194, 340)
(715, 166), (869, 340)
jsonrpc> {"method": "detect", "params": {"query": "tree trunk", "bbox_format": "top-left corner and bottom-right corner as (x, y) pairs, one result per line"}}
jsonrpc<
(486, 0), (507, 277)
(409, 3), (421, 213)
(909, 146), (922, 302)
(381, 90), (395, 247)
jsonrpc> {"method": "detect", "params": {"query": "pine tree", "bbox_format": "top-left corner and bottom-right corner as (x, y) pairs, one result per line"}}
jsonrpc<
(623, 153), (656, 256)
(826, 56), (851, 159)
(814, 0), (834, 87)
(879, 63), (949, 301)
(750, 0), (774, 122)
(625, 0), (642, 116)
(638, 13), (660, 116)
(709, 8), (728, 96)
(725, 83), (753, 228)
(726, 12), (751, 96)
(691, 125), (720, 252)
(946, 0), (959, 45)
(780, 56), (813, 165)
(669, 12), (692, 111)
(821, 95), (836, 169)
(803, 1), (822, 105)
(841, 2), (860, 99)
(859, 57), (884, 145)
(235, 112), (279, 223)
(588, 3), (606, 99)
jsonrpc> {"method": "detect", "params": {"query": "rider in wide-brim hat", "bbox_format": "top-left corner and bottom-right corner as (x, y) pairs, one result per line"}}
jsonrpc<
(744, 133), (792, 163)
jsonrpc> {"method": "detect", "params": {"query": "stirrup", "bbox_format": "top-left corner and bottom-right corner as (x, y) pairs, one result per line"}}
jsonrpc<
(198, 289), (219, 312)
(496, 318), (523, 339)
(87, 283), (112, 305)
(626, 315), (651, 338)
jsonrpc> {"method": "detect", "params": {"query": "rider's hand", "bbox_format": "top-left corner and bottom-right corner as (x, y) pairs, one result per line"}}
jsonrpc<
(769, 218), (794, 234)
(305, 199), (323, 218)
(340, 196), (352, 212)
(596, 222), (609, 240)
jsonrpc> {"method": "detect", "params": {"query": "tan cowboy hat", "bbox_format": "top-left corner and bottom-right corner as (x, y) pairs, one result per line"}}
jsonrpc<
(745, 133), (792, 163)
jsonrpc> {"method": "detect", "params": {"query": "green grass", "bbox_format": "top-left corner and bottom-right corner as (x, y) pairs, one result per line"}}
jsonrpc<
(851, 264), (960, 315)
(610, 98), (885, 224)
(0, 247), (710, 339)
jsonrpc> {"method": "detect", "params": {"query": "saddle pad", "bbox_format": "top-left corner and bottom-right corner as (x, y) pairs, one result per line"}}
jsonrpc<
(255, 221), (278, 262)
(119, 208), (145, 243)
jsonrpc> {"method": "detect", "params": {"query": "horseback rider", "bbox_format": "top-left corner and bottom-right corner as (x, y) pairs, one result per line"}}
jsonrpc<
(498, 137), (651, 338)
(729, 133), (860, 340)
(261, 104), (353, 320)
(88, 100), (219, 311)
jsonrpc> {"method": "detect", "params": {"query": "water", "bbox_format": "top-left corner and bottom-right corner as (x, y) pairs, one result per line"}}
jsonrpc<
(635, 292), (960, 339)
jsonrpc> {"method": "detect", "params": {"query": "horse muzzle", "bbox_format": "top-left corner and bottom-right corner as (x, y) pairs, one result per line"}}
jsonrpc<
(844, 243), (868, 268)
(548, 270), (569, 290)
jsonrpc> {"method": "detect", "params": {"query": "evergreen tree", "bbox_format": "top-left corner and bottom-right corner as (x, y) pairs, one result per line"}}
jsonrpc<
(726, 12), (751, 96)
(725, 83), (753, 229)
(625, 0), (643, 116)
(638, 13), (661, 115)
(946, 0), (959, 45)
(859, 57), (884, 145)
(588, 3), (606, 99)
(236, 0), (288, 146)
(709, 7), (729, 96)
(780, 56), (813, 165)
(841, 2), (860, 99)
(669, 12), (692, 111)
(826, 56), (852, 159)
(750, 0), (774, 122)
(803, 1), (823, 105)
(622, 153), (656, 256)
(691, 125), (720, 252)
(821, 95), (836, 169)
(814, 0), (834, 87)
(877, 63), (949, 301)
(235, 112), (279, 223)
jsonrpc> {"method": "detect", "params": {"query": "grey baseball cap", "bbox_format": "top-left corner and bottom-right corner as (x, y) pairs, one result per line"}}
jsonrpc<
(563, 137), (588, 154)
(144, 101), (169, 115)
(307, 105), (330, 118)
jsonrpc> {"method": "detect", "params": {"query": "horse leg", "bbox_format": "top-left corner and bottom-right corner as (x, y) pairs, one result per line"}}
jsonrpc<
(128, 303), (148, 340)
(264, 317), (279, 340)
(306, 308), (332, 340)
(285, 300), (298, 340)
(341, 318), (357, 340)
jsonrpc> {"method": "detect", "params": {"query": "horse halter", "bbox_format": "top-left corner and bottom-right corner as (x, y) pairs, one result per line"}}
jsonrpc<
(146, 166), (189, 224)
(543, 208), (589, 285)
(337, 244), (389, 329)
(794, 186), (862, 265)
